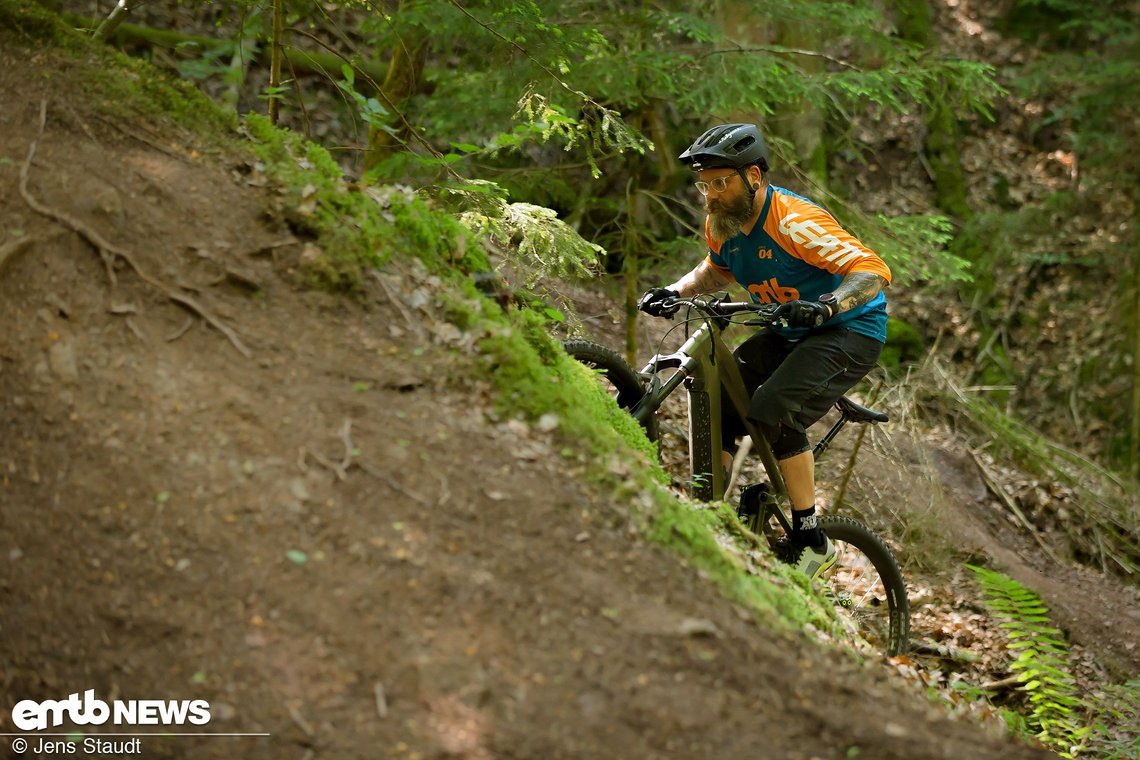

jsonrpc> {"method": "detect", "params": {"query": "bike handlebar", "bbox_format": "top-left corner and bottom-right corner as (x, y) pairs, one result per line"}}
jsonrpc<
(660, 296), (779, 323)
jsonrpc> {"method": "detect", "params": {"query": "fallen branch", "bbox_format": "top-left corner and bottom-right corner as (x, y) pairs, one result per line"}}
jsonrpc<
(300, 447), (347, 480)
(911, 640), (981, 662)
(337, 419), (356, 473)
(124, 317), (147, 343)
(298, 420), (357, 481)
(724, 436), (751, 497)
(981, 674), (1022, 691)
(90, 112), (188, 161)
(165, 316), (195, 343)
(373, 683), (388, 719)
(284, 701), (315, 738)
(19, 100), (252, 360)
(381, 475), (431, 506)
(92, 0), (131, 43)
(68, 14), (390, 85)
(370, 270), (418, 329)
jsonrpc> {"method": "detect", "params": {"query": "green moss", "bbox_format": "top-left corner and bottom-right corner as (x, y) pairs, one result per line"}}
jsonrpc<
(244, 114), (484, 290)
(882, 316), (925, 370)
(646, 496), (836, 632)
(473, 306), (660, 465)
(0, 0), (81, 47)
(1, 1), (234, 142)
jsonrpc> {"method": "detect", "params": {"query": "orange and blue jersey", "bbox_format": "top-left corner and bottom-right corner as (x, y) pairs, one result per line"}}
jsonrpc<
(706, 184), (891, 342)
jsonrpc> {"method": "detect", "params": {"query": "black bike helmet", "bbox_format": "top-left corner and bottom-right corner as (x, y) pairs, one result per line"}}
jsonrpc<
(679, 123), (771, 173)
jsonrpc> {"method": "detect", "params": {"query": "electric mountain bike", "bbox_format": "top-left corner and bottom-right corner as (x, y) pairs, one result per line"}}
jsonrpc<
(564, 295), (910, 657)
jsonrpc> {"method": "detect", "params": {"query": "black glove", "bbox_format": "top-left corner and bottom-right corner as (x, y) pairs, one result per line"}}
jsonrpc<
(772, 299), (834, 328)
(637, 287), (680, 318)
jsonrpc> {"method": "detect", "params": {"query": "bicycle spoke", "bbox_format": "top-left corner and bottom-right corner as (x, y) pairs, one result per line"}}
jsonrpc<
(826, 541), (892, 646)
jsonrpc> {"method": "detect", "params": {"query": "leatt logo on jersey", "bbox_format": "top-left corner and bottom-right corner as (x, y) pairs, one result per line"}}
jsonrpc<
(778, 212), (870, 268)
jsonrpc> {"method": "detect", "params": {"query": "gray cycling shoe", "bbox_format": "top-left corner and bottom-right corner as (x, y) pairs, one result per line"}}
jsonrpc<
(792, 535), (837, 580)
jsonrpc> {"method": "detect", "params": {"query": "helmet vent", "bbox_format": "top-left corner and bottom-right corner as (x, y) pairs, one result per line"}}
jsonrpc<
(731, 136), (756, 154)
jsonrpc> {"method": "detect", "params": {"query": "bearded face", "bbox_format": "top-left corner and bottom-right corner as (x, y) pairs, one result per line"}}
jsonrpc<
(706, 184), (755, 243)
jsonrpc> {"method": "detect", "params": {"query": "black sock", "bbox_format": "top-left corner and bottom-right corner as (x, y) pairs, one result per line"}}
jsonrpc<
(791, 507), (823, 546)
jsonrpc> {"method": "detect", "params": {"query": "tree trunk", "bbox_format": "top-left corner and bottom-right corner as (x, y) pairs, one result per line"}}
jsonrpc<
(92, 0), (130, 43)
(892, 0), (971, 220)
(1132, 235), (1140, 478)
(362, 21), (427, 174)
(616, 103), (676, 365)
(624, 235), (640, 366)
(776, 20), (828, 190)
(267, 0), (283, 124)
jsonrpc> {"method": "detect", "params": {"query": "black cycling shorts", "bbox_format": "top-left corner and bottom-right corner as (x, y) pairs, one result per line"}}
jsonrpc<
(721, 327), (883, 459)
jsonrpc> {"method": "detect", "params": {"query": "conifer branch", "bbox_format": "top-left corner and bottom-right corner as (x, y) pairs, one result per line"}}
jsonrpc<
(698, 44), (860, 71)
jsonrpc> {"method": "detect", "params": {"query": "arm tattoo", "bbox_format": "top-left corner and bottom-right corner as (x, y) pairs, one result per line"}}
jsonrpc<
(833, 272), (887, 314)
(669, 259), (735, 297)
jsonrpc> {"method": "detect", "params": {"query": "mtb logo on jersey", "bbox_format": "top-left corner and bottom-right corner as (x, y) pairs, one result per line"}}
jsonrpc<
(778, 212), (870, 268)
(748, 278), (799, 304)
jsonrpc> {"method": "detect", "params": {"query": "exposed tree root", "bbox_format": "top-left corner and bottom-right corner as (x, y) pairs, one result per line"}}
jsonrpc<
(0, 233), (45, 274)
(19, 99), (252, 359)
(299, 419), (357, 481)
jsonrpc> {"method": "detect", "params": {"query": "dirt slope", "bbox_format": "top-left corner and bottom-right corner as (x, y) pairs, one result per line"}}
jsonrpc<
(0, 30), (1056, 760)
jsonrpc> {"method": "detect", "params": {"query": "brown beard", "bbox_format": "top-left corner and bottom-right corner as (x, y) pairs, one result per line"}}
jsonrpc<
(706, 189), (754, 243)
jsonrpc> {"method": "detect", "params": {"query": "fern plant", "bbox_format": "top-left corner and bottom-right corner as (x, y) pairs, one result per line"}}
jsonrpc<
(968, 565), (1090, 757)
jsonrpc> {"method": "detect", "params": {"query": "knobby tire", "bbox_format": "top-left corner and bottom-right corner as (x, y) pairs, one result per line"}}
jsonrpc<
(562, 339), (658, 442)
(816, 515), (910, 657)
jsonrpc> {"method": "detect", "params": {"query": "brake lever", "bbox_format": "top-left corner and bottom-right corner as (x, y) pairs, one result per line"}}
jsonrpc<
(739, 314), (788, 328)
(659, 296), (685, 319)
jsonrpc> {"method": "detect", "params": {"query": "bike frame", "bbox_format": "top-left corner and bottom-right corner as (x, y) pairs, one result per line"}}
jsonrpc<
(628, 301), (864, 533)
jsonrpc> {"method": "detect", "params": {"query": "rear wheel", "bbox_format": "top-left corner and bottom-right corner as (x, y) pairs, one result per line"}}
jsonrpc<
(562, 339), (658, 442)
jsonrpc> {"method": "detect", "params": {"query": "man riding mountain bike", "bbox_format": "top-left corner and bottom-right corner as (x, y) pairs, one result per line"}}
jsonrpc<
(638, 123), (892, 580)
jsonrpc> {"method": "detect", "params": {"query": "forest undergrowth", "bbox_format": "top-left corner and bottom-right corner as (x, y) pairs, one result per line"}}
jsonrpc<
(7, 0), (1139, 756)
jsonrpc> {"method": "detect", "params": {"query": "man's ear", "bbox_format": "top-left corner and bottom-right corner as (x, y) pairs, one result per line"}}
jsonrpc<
(751, 165), (764, 189)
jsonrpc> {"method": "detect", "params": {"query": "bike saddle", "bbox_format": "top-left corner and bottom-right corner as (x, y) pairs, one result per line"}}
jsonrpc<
(836, 396), (889, 423)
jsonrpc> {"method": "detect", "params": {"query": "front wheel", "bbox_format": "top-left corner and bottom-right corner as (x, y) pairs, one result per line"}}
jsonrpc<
(815, 515), (910, 657)
(562, 339), (658, 442)
(756, 507), (910, 657)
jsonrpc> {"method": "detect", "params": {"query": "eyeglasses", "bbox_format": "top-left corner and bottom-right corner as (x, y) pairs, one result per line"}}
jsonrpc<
(694, 174), (737, 196)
